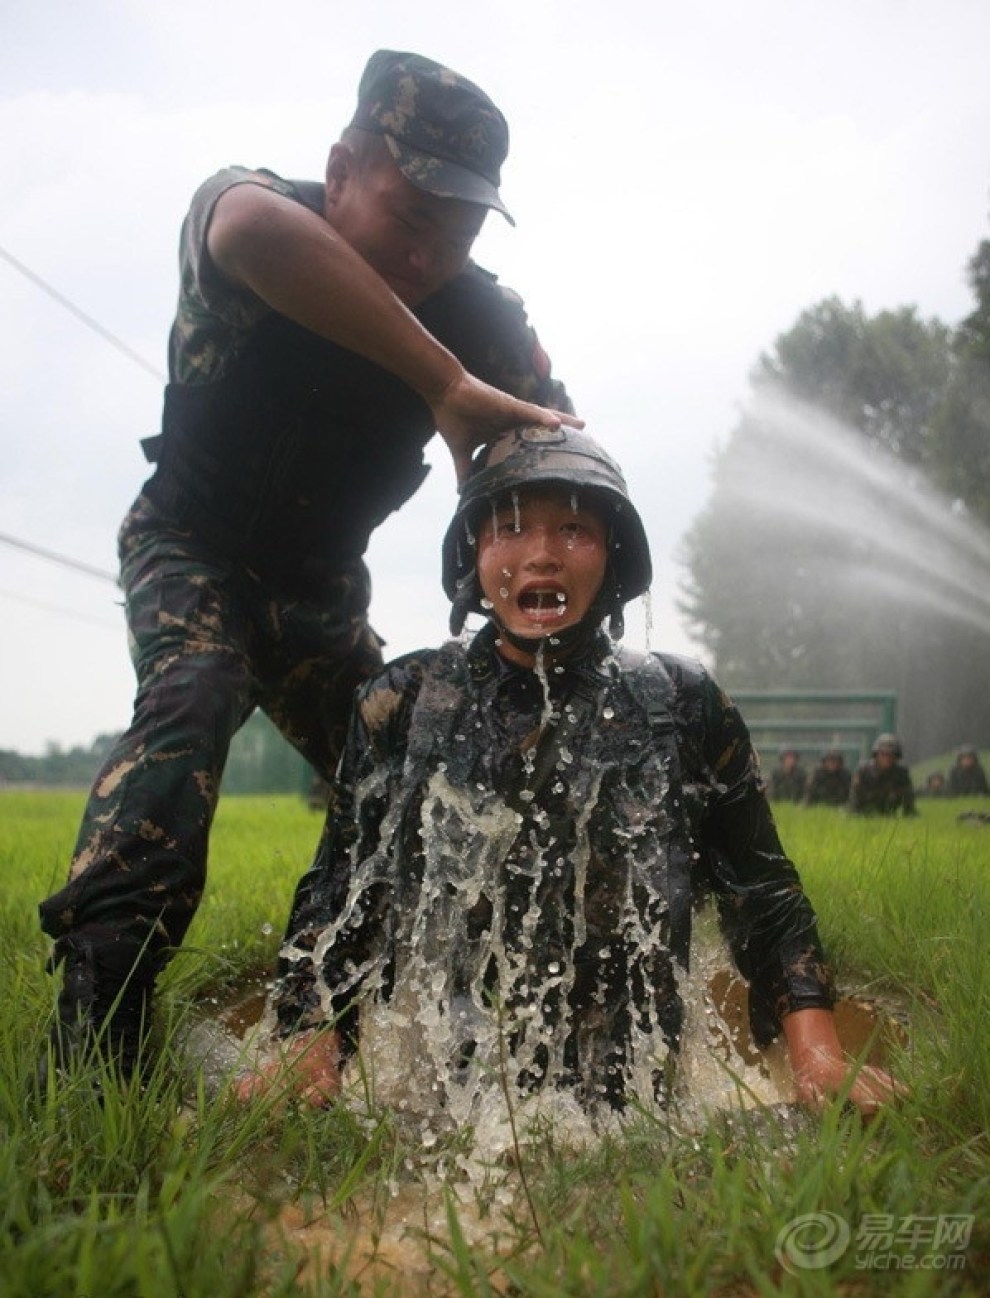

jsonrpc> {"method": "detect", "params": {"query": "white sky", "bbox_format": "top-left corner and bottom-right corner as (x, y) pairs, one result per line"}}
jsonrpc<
(1, 0), (988, 755)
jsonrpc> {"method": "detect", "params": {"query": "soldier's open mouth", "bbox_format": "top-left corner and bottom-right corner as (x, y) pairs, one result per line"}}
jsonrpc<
(518, 588), (568, 616)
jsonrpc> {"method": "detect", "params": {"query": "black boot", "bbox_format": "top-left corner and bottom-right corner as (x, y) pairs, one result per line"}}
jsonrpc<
(39, 928), (157, 1088)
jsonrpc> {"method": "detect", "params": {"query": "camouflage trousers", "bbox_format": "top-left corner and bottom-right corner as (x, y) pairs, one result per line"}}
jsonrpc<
(38, 493), (384, 963)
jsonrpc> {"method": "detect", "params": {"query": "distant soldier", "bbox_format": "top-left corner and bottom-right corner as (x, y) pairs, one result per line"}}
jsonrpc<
(805, 749), (852, 807)
(947, 745), (990, 797)
(768, 746), (808, 802)
(849, 734), (917, 817)
(916, 771), (947, 798)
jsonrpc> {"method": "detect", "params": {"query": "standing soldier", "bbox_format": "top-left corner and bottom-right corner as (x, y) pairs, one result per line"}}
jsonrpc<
(38, 50), (578, 1083)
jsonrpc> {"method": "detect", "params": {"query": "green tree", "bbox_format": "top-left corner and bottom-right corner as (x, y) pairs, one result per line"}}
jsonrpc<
(930, 240), (990, 524)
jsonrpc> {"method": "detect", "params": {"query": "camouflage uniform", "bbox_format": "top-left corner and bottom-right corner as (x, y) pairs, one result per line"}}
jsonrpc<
(768, 756), (808, 803)
(804, 758), (852, 807)
(39, 151), (569, 1023)
(947, 751), (990, 797)
(849, 758), (917, 816)
(273, 623), (835, 1110)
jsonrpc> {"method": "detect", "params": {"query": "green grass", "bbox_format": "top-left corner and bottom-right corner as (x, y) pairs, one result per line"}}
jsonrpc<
(2, 790), (989, 1296)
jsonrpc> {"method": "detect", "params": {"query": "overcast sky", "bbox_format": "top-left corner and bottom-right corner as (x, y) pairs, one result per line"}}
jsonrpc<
(1, 0), (988, 755)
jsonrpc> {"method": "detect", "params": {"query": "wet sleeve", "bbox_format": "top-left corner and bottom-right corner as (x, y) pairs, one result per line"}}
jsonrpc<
(270, 704), (375, 1037)
(691, 673), (836, 1045)
(270, 659), (425, 1039)
(418, 263), (574, 413)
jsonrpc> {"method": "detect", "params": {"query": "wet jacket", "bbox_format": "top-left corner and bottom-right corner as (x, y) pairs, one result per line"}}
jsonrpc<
(141, 168), (570, 587)
(849, 760), (917, 816)
(273, 625), (834, 1106)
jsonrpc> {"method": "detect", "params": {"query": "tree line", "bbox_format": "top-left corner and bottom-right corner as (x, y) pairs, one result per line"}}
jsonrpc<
(680, 238), (990, 759)
(0, 710), (312, 795)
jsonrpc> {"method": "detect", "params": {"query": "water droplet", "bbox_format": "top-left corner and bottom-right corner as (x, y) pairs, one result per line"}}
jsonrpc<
(602, 706), (615, 720)
(261, 922), (273, 936)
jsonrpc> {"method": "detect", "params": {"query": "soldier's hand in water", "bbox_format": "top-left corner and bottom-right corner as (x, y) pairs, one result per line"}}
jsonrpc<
(790, 1050), (908, 1117)
(782, 1006), (908, 1117)
(233, 1028), (343, 1109)
(429, 368), (584, 484)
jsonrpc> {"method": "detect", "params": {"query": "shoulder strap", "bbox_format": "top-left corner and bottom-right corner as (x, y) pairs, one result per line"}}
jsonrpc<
(614, 649), (695, 970)
(404, 641), (477, 785)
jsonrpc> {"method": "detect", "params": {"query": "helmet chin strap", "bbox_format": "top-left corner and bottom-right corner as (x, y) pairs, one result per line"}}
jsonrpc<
(495, 618), (596, 658)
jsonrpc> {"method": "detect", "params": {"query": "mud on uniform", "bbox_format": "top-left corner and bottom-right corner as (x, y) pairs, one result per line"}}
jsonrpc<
(39, 166), (570, 970)
(273, 623), (834, 1109)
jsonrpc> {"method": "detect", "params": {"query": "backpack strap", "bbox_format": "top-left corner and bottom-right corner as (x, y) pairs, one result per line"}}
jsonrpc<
(615, 648), (695, 970)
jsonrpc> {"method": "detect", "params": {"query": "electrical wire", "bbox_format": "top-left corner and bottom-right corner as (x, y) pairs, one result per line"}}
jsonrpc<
(0, 586), (121, 631)
(0, 531), (117, 583)
(0, 242), (165, 381)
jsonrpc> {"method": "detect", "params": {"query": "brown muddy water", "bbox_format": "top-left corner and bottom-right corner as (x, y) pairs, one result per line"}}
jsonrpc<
(185, 965), (908, 1294)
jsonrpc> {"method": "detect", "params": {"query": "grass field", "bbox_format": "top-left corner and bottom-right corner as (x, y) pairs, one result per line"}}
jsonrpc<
(1, 790), (988, 1296)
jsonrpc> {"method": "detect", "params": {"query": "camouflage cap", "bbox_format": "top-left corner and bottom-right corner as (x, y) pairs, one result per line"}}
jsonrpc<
(349, 49), (514, 224)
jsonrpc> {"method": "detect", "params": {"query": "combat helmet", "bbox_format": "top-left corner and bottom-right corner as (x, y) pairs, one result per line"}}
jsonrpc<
(442, 425), (652, 640)
(872, 733), (903, 759)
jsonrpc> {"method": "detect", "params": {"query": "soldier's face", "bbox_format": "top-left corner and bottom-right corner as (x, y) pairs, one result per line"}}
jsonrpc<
(325, 144), (487, 306)
(476, 488), (608, 667)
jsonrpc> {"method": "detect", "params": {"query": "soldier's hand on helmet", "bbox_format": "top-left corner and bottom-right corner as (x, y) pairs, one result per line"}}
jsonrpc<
(233, 1028), (343, 1109)
(429, 369), (584, 484)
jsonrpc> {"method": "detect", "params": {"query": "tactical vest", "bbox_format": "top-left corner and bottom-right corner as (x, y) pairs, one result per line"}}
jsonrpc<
(142, 312), (433, 582)
(141, 259), (537, 584)
(404, 640), (698, 967)
(351, 639), (706, 1107)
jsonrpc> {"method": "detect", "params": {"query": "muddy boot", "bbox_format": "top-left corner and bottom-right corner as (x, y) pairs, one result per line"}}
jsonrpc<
(39, 927), (157, 1089)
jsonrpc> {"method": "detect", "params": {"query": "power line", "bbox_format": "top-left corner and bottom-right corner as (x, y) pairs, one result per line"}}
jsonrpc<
(0, 586), (121, 631)
(0, 531), (117, 583)
(0, 242), (165, 382)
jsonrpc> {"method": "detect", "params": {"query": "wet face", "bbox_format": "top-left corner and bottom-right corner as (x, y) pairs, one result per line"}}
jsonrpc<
(324, 143), (487, 306)
(475, 487), (608, 668)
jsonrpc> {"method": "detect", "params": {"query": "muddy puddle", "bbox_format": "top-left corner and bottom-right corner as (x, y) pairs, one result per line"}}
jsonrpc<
(186, 965), (909, 1295)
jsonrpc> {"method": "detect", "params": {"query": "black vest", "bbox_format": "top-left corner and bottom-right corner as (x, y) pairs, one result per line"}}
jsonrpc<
(142, 263), (535, 584)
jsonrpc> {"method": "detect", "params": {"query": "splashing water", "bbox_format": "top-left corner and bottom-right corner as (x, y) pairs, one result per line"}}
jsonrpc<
(267, 675), (798, 1156)
(729, 386), (990, 635)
